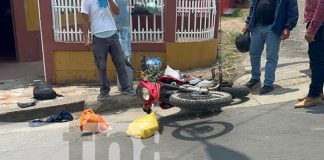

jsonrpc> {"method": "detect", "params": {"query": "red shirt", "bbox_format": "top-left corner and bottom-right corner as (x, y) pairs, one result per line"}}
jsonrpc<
(304, 0), (324, 36)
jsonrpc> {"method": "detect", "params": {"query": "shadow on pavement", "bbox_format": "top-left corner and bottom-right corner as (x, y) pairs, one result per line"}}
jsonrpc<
(229, 97), (250, 106)
(205, 145), (251, 160)
(172, 120), (233, 141)
(305, 104), (324, 114)
(158, 110), (221, 128)
(166, 114), (250, 160)
(270, 85), (299, 95)
(249, 85), (299, 96)
(300, 68), (311, 76)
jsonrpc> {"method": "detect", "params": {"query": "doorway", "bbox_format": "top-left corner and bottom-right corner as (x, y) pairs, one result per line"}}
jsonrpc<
(0, 0), (16, 62)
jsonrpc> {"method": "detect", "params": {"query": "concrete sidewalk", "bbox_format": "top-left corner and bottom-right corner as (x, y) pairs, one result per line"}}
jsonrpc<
(0, 61), (141, 122)
(230, 56), (311, 109)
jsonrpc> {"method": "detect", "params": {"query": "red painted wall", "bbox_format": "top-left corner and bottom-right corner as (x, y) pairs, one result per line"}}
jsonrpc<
(11, 0), (42, 62)
(221, 0), (237, 15)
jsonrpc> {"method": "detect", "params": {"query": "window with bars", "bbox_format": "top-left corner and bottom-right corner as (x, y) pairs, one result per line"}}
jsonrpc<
(50, 0), (216, 43)
(130, 0), (165, 42)
(176, 0), (217, 42)
(51, 0), (86, 42)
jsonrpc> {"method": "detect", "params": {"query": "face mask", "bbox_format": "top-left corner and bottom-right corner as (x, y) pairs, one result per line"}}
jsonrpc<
(97, 0), (108, 8)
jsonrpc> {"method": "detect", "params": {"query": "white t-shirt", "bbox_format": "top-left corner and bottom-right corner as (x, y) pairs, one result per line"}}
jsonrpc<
(81, 0), (117, 34)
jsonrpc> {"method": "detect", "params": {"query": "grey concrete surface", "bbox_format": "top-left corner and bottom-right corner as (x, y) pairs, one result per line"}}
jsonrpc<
(0, 0), (321, 159)
(0, 97), (85, 122)
(0, 61), (44, 81)
(1, 101), (324, 160)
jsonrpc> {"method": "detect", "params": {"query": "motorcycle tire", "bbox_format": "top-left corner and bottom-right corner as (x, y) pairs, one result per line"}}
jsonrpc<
(136, 85), (144, 101)
(169, 91), (232, 111)
(218, 85), (250, 99)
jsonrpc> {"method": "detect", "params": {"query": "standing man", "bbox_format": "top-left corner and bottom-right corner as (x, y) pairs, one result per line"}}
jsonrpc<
(81, 0), (135, 101)
(295, 0), (324, 108)
(243, 0), (299, 94)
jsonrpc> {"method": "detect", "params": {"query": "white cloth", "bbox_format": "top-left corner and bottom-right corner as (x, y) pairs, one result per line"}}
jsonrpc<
(94, 30), (116, 38)
(81, 0), (117, 34)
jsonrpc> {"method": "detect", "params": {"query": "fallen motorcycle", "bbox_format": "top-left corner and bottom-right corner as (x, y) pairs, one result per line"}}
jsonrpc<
(126, 54), (249, 114)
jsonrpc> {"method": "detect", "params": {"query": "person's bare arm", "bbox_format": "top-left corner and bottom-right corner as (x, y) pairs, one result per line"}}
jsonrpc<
(108, 0), (120, 15)
(81, 13), (91, 49)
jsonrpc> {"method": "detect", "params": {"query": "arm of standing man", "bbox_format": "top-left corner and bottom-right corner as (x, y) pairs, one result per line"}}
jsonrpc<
(108, 0), (120, 16)
(80, 0), (91, 50)
(305, 0), (324, 43)
(281, 0), (299, 40)
(81, 13), (92, 50)
(243, 0), (256, 33)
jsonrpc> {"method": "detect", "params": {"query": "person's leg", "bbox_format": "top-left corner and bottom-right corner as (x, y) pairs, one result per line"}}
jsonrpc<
(108, 34), (130, 91)
(308, 26), (324, 98)
(318, 27), (324, 97)
(318, 25), (324, 100)
(92, 36), (110, 96)
(295, 25), (324, 108)
(245, 26), (266, 88)
(249, 26), (266, 81)
(264, 29), (281, 87)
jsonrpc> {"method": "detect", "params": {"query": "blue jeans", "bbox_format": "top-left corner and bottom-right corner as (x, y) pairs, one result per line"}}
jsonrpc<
(249, 25), (281, 86)
(92, 33), (130, 95)
(308, 25), (324, 98)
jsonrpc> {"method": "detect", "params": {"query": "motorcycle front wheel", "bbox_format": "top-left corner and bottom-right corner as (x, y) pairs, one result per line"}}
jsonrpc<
(169, 91), (232, 111)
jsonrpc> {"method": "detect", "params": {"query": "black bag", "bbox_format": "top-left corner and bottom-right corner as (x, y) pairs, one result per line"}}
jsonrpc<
(33, 82), (58, 100)
(131, 2), (151, 15)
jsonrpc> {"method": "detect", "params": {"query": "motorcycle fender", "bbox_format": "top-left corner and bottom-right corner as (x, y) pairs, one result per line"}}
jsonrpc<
(138, 81), (161, 105)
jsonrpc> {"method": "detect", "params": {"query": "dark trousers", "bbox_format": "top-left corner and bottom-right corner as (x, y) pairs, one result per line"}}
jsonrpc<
(92, 33), (129, 95)
(308, 25), (324, 98)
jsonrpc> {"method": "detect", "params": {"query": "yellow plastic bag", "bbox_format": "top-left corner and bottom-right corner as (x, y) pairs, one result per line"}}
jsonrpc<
(127, 112), (159, 139)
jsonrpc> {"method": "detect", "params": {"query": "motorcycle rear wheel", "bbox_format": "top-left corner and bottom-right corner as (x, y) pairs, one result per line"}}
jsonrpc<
(169, 91), (232, 111)
(218, 85), (250, 99)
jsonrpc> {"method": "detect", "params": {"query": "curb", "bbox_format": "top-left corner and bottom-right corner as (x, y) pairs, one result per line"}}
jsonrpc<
(90, 94), (142, 113)
(0, 95), (142, 122)
(0, 97), (85, 122)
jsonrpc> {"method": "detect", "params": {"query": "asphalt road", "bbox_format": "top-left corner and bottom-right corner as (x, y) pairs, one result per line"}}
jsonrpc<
(1, 100), (324, 160)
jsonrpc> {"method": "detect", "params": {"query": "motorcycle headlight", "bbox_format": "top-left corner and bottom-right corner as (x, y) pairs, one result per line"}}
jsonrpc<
(142, 87), (150, 101)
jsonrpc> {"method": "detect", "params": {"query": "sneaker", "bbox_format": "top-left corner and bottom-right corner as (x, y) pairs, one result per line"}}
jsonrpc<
(260, 85), (274, 95)
(295, 97), (321, 108)
(298, 93), (324, 101)
(121, 88), (136, 96)
(97, 94), (108, 101)
(245, 79), (260, 88)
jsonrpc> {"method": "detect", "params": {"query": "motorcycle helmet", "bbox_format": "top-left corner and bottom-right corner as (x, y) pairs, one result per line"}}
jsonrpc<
(146, 2), (161, 15)
(145, 57), (162, 71)
(235, 32), (251, 53)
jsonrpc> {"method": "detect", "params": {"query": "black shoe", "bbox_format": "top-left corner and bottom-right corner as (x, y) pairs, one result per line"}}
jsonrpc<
(260, 85), (274, 95)
(245, 79), (260, 88)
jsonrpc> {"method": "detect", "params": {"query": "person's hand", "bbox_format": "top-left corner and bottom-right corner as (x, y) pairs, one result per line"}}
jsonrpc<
(281, 29), (290, 40)
(85, 39), (92, 50)
(305, 32), (315, 43)
(242, 23), (249, 33)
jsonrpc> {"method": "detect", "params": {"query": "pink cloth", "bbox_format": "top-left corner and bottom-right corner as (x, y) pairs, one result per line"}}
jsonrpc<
(304, 0), (324, 36)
